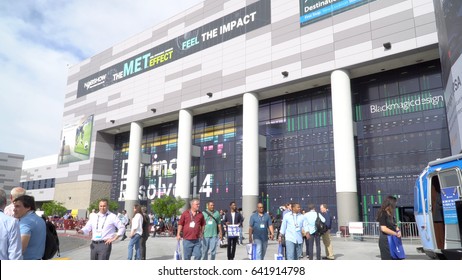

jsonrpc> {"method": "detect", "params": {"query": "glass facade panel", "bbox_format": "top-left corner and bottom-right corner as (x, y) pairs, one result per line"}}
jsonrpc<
(110, 60), (449, 226)
(259, 87), (336, 218)
(353, 60), (450, 222)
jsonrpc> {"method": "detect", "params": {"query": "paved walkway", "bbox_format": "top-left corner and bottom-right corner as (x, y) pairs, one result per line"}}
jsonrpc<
(55, 230), (430, 260)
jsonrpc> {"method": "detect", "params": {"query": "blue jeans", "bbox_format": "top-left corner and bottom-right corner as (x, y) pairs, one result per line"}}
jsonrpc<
(127, 234), (141, 260)
(285, 241), (302, 260)
(183, 239), (202, 260)
(253, 239), (268, 260)
(202, 236), (219, 260)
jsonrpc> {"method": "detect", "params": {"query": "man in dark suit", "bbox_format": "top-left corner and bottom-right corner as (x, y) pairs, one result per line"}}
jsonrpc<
(223, 201), (243, 260)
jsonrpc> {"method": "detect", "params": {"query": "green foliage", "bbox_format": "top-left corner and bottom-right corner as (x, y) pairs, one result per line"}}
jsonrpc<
(42, 201), (67, 217)
(151, 195), (185, 219)
(88, 198), (119, 213)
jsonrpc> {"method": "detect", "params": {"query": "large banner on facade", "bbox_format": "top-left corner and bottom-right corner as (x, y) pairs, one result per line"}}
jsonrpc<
(433, 0), (462, 154)
(58, 115), (94, 165)
(299, 0), (375, 27)
(77, 0), (271, 98)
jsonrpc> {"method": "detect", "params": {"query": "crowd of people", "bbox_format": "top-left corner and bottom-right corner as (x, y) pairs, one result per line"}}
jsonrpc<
(0, 185), (403, 261)
(173, 199), (336, 260)
(0, 187), (45, 260)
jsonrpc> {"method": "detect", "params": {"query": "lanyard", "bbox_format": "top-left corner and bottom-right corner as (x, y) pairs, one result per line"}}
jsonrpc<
(293, 214), (299, 227)
(189, 210), (196, 222)
(97, 213), (108, 230)
(258, 214), (264, 222)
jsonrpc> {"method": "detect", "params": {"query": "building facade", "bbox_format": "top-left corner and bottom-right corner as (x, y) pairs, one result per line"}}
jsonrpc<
(56, 0), (447, 229)
(0, 152), (24, 192)
(20, 155), (57, 208)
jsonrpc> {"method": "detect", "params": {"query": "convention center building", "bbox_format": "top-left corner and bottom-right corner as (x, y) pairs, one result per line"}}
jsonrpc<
(53, 0), (462, 229)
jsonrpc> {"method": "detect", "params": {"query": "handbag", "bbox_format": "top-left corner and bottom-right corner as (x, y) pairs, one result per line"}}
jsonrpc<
(219, 238), (228, 248)
(246, 243), (257, 260)
(173, 240), (182, 260)
(274, 244), (284, 260)
(387, 235), (406, 260)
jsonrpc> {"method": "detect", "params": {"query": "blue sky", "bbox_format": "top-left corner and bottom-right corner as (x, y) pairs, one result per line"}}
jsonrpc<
(0, 0), (203, 160)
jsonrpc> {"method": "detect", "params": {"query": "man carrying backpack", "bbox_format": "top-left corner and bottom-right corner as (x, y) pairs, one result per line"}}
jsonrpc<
(304, 203), (325, 260)
(320, 204), (334, 260)
(13, 195), (46, 260)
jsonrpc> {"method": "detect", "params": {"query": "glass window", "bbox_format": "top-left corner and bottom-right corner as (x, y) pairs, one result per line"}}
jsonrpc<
(312, 94), (327, 111)
(270, 101), (285, 120)
(399, 72), (420, 94)
(420, 72), (442, 90)
(297, 97), (311, 114)
(379, 81), (399, 99)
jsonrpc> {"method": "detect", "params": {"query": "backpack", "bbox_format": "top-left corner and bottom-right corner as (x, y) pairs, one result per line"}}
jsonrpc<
(315, 213), (328, 235)
(42, 221), (60, 260)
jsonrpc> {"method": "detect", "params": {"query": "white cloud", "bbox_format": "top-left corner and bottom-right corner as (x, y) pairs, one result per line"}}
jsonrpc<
(0, 0), (203, 160)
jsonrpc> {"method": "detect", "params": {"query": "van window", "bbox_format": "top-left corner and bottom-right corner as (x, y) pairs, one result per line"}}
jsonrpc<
(438, 170), (460, 189)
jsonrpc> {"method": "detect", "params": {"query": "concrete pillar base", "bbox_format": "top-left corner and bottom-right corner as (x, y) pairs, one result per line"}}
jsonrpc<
(336, 192), (359, 227)
(242, 195), (258, 237)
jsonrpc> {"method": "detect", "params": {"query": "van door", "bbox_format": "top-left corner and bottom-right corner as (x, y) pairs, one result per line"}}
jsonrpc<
(437, 169), (462, 249)
(414, 171), (435, 252)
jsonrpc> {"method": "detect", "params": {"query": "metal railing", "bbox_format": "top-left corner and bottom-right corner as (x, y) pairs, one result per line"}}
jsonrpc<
(340, 222), (420, 243)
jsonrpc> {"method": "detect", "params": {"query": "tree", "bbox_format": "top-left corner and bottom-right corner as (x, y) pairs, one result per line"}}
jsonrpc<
(42, 201), (67, 217)
(151, 195), (185, 219)
(88, 198), (119, 213)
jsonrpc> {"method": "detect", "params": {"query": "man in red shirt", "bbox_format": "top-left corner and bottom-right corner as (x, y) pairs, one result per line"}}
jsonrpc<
(176, 198), (205, 260)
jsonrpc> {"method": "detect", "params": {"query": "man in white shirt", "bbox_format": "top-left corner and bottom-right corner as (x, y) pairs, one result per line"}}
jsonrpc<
(77, 199), (125, 260)
(4, 187), (26, 217)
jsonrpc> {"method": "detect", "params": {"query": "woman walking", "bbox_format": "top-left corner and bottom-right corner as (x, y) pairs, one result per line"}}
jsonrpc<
(377, 196), (402, 260)
(127, 204), (143, 260)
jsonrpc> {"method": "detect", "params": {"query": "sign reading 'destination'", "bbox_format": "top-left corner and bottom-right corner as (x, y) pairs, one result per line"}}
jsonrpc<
(300, 0), (375, 27)
(77, 0), (271, 98)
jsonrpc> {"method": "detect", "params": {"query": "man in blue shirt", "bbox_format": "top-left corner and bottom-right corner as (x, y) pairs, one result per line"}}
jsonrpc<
(279, 202), (309, 260)
(13, 195), (46, 260)
(0, 189), (22, 260)
(249, 203), (274, 260)
(305, 203), (325, 260)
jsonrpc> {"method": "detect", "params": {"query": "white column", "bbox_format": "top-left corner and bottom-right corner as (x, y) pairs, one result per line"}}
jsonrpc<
(331, 69), (359, 227)
(125, 121), (143, 217)
(176, 109), (193, 209)
(242, 92), (259, 234)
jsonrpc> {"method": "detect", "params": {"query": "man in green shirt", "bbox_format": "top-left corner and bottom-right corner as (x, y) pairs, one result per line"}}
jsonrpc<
(202, 201), (223, 260)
